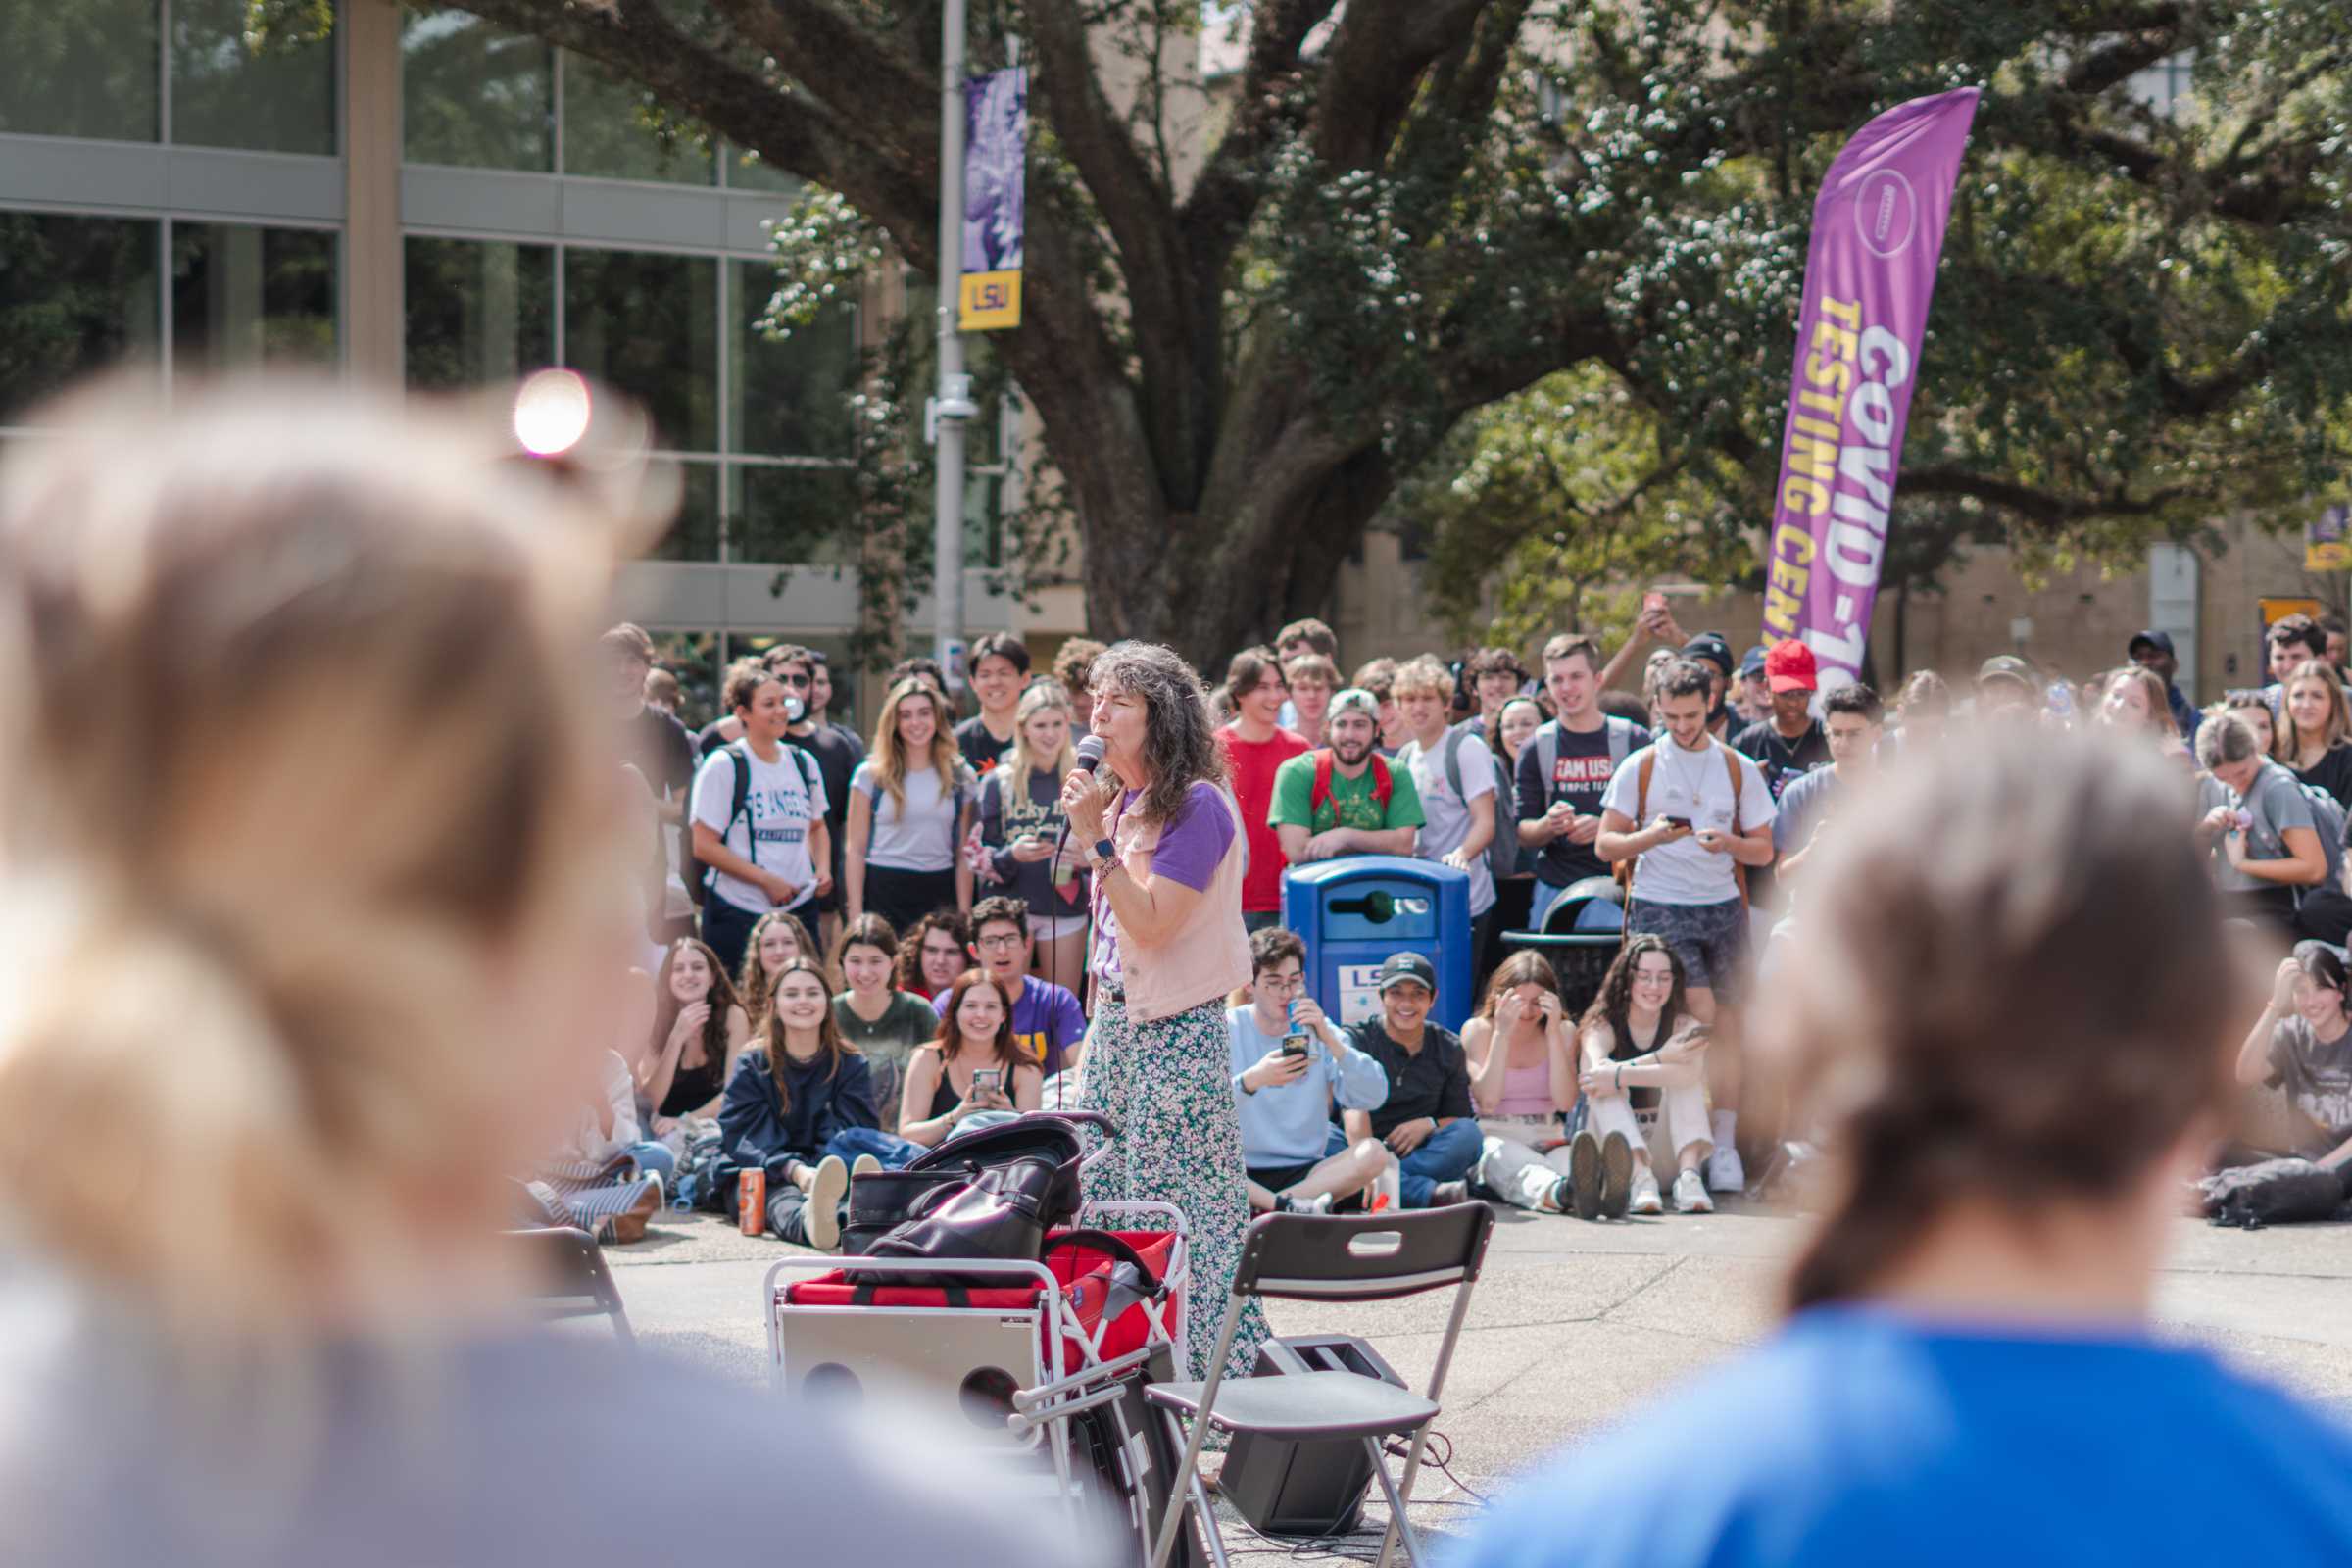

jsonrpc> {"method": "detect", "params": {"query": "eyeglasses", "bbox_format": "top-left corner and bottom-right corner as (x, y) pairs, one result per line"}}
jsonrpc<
(776, 672), (810, 689)
(976, 932), (1025, 951)
(1254, 973), (1305, 993)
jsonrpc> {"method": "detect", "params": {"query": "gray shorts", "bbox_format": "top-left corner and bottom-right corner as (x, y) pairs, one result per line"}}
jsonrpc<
(1626, 897), (1749, 1000)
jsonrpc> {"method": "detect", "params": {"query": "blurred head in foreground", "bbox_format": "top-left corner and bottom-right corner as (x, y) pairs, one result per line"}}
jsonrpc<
(0, 376), (647, 1337)
(1756, 726), (2243, 1313)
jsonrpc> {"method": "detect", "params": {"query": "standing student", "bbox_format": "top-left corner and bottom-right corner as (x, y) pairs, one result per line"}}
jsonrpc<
(1053, 637), (1105, 739)
(1518, 634), (1650, 930)
(1218, 646), (1311, 933)
(690, 663), (831, 978)
(1394, 654), (1499, 955)
(1282, 653), (1339, 745)
(1486, 694), (1545, 942)
(934, 896), (1088, 1077)
(2128, 629), (2203, 745)
(1463, 647), (1530, 734)
(846, 676), (977, 935)
(2193, 713), (2330, 937)
(897, 969), (1045, 1145)
(1268, 687), (1425, 866)
(828, 914), (936, 1133)
(1731, 641), (1830, 802)
(977, 680), (1092, 983)
(2276, 659), (2352, 808)
(1458, 730), (2352, 1568)
(773, 644), (864, 954)
(1774, 685), (1885, 890)
(606, 621), (697, 941)
(955, 631), (1031, 774)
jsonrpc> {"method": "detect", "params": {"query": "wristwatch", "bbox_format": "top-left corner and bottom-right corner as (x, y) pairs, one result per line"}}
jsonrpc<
(1091, 836), (1117, 873)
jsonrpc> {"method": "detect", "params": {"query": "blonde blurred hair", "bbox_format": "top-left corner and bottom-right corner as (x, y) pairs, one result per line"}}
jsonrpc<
(867, 675), (960, 815)
(1004, 678), (1077, 808)
(0, 377), (650, 1336)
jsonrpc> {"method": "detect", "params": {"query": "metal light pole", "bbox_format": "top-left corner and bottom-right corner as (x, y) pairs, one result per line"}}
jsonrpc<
(929, 0), (975, 694)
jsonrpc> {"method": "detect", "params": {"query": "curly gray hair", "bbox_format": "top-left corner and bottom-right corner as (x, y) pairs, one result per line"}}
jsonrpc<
(1087, 640), (1228, 824)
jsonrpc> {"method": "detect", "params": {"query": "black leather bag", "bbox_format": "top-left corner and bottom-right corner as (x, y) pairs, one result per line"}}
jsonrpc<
(844, 1111), (1119, 1282)
(2201, 1157), (2352, 1229)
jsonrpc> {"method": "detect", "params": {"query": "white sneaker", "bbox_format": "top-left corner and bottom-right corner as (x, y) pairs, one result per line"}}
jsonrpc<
(1707, 1142), (1745, 1193)
(1673, 1168), (1714, 1214)
(1301, 1192), (1334, 1215)
(1628, 1169), (1663, 1216)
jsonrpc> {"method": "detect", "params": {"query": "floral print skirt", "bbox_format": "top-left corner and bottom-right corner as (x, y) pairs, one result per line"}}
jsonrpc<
(1078, 993), (1269, 1383)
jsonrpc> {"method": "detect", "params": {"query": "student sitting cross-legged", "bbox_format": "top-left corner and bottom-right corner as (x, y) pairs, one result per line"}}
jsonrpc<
(1345, 951), (1483, 1207)
(1228, 927), (1397, 1214)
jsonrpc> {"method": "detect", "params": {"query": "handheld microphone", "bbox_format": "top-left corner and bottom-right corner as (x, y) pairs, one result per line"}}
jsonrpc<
(1072, 735), (1106, 774)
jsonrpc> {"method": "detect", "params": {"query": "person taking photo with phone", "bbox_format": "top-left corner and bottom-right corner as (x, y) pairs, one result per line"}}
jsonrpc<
(897, 969), (1042, 1146)
(1228, 927), (1395, 1214)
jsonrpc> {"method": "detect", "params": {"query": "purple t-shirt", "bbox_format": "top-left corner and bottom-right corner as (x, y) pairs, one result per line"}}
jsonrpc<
(931, 977), (1087, 1076)
(1092, 783), (1237, 984)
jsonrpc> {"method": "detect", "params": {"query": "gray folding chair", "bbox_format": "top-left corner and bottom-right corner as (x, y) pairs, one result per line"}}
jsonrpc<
(1147, 1204), (1495, 1568)
(509, 1225), (636, 1345)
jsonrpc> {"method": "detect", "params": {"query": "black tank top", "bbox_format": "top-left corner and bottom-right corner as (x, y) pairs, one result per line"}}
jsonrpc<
(658, 1049), (725, 1119)
(1604, 1008), (1663, 1111)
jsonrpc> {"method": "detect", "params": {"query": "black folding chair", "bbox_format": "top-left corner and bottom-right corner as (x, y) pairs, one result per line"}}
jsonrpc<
(1146, 1205), (1495, 1568)
(509, 1225), (636, 1345)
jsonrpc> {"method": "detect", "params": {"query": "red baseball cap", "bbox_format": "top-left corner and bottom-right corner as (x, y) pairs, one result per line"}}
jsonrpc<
(1765, 640), (1818, 693)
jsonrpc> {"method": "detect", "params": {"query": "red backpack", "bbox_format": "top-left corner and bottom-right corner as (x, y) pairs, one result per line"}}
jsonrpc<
(1309, 748), (1393, 824)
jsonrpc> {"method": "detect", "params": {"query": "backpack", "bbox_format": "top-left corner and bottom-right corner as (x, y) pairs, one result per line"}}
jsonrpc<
(1440, 727), (1525, 881)
(1308, 748), (1392, 824)
(689, 741), (822, 907)
(2294, 780), (2348, 907)
(1616, 740), (1749, 909)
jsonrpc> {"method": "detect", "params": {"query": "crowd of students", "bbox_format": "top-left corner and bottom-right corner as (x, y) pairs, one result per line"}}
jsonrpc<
(559, 602), (2352, 1245)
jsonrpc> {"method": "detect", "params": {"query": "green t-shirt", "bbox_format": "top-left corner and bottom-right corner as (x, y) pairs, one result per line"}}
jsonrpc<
(1268, 751), (1426, 836)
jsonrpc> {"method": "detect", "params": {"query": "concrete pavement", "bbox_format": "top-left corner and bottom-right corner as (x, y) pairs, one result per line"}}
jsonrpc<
(600, 1201), (2352, 1560)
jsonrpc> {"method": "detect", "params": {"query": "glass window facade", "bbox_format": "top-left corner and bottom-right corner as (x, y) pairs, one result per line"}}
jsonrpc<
(563, 246), (720, 452)
(560, 51), (714, 184)
(0, 0), (160, 141)
(170, 0), (336, 155)
(0, 213), (160, 420)
(170, 222), (338, 373)
(404, 236), (555, 391)
(402, 9), (554, 171)
(733, 275), (857, 458)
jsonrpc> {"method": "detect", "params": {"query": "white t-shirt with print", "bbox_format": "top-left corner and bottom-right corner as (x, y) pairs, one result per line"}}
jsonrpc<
(1398, 730), (1497, 916)
(691, 742), (828, 914)
(1601, 736), (1776, 907)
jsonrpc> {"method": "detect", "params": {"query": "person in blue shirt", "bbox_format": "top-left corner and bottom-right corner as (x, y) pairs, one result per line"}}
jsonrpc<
(1456, 727), (2352, 1568)
(1228, 926), (1395, 1214)
(2128, 628), (2202, 746)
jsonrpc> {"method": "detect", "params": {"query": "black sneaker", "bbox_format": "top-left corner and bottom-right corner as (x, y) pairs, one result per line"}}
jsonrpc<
(1599, 1132), (1635, 1220)
(1566, 1130), (1603, 1221)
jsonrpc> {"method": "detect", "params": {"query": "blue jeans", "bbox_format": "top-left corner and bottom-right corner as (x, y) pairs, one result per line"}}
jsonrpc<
(627, 1141), (677, 1184)
(1395, 1117), (1483, 1208)
(821, 1126), (922, 1169)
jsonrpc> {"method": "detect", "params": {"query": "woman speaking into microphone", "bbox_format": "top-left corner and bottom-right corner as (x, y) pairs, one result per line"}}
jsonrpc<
(1061, 641), (1268, 1380)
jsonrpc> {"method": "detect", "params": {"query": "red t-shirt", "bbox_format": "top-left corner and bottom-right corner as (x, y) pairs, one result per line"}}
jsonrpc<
(1220, 723), (1311, 913)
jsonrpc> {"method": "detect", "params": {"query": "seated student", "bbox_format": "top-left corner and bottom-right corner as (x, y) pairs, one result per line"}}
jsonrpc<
(1461, 952), (1583, 1214)
(932, 896), (1088, 1077)
(897, 908), (972, 1003)
(717, 958), (919, 1252)
(1571, 935), (1714, 1216)
(534, 1027), (665, 1245)
(829, 913), (937, 1134)
(898, 970), (1047, 1147)
(737, 908), (818, 1037)
(1345, 952), (1482, 1207)
(641, 937), (752, 1129)
(1227, 927), (1396, 1213)
(2230, 943), (2352, 1171)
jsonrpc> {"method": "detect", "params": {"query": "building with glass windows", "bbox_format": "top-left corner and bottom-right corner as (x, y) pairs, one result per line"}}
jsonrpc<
(0, 0), (1069, 729)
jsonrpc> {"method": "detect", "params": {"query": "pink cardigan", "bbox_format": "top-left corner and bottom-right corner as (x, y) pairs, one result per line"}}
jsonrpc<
(1101, 782), (1251, 1023)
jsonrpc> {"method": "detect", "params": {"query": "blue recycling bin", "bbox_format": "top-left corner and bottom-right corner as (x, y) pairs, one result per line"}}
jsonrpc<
(1280, 857), (1474, 1033)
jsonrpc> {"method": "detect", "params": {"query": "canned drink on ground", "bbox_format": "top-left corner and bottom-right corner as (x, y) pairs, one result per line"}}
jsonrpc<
(738, 1167), (767, 1237)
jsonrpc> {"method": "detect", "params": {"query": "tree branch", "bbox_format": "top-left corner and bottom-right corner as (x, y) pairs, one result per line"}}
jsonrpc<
(1311, 0), (1498, 169)
(1900, 466), (2204, 527)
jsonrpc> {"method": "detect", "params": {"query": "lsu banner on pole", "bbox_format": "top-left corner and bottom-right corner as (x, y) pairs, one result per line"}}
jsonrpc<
(1762, 87), (1978, 683)
(958, 67), (1027, 332)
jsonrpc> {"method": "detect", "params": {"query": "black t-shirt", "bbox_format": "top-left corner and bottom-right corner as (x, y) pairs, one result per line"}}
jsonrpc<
(1733, 717), (1830, 802)
(1515, 718), (1650, 888)
(1346, 1019), (1475, 1137)
(624, 705), (697, 803)
(694, 718), (732, 759)
(955, 714), (1016, 775)
(2294, 744), (2352, 810)
(789, 722), (865, 857)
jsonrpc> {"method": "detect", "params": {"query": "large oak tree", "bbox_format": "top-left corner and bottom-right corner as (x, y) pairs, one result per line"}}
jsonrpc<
(429, 0), (2352, 668)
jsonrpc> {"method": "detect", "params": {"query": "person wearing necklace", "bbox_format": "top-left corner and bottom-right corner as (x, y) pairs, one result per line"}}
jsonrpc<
(1573, 936), (1714, 1216)
(717, 957), (920, 1252)
(828, 913), (939, 1133)
(897, 969), (1043, 1145)
(1597, 660), (1776, 1195)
